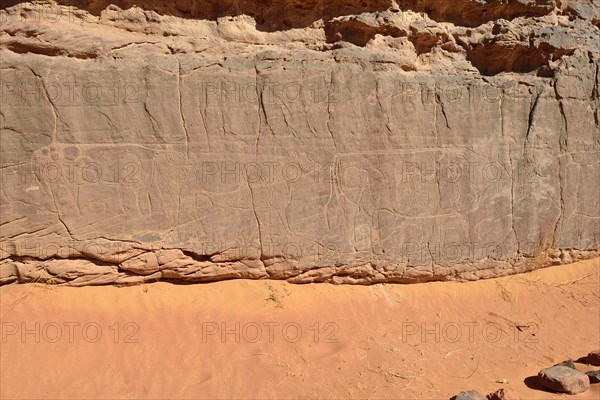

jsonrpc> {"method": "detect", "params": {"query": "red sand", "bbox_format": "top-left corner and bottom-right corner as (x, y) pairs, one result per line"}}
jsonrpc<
(1, 258), (599, 399)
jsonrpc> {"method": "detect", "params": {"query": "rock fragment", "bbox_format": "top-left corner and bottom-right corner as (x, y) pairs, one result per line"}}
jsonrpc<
(487, 388), (520, 400)
(586, 370), (600, 383)
(538, 366), (590, 394)
(587, 350), (600, 366)
(450, 391), (486, 400)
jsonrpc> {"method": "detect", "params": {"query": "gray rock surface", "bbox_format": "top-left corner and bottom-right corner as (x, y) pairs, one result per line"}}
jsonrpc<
(0, 0), (599, 285)
(538, 365), (591, 394)
(586, 370), (600, 383)
(554, 359), (577, 369)
(450, 390), (486, 400)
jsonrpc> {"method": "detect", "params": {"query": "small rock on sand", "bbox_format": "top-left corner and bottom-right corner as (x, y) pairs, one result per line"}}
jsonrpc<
(450, 390), (486, 400)
(487, 388), (520, 400)
(586, 370), (600, 383)
(538, 366), (590, 394)
(587, 350), (600, 366)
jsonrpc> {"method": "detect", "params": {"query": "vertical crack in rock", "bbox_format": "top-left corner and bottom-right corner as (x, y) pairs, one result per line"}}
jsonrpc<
(141, 70), (163, 143)
(558, 101), (569, 153)
(198, 71), (212, 154)
(25, 66), (76, 240)
(553, 152), (566, 247)
(53, 208), (75, 239)
(502, 88), (519, 251)
(26, 66), (69, 142)
(508, 143), (519, 253)
(435, 156), (443, 212)
(256, 67), (274, 136)
(426, 241), (436, 271)
(375, 78), (394, 144)
(500, 84), (506, 138)
(246, 178), (265, 267)
(435, 90), (451, 130)
(250, 66), (266, 266)
(524, 89), (541, 154)
(253, 65), (272, 158)
(177, 58), (191, 159)
(280, 100), (300, 139)
(553, 87), (569, 246)
(98, 110), (119, 136)
(253, 66), (261, 156)
(594, 63), (600, 136)
(324, 160), (335, 232)
(326, 67), (338, 153)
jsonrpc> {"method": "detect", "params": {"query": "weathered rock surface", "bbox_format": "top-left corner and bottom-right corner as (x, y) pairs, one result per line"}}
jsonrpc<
(586, 370), (600, 383)
(538, 366), (591, 394)
(0, 0), (599, 286)
(554, 359), (577, 369)
(451, 391), (486, 400)
(487, 388), (520, 400)
(587, 350), (600, 366)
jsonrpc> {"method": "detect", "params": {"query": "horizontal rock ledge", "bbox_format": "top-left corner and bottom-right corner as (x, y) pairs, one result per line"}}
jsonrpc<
(1, 249), (598, 286)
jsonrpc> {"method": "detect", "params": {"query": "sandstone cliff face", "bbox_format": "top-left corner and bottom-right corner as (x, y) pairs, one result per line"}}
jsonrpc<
(0, 0), (599, 285)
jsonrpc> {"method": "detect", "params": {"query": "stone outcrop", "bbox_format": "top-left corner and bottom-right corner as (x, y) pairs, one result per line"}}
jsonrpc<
(0, 0), (599, 286)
